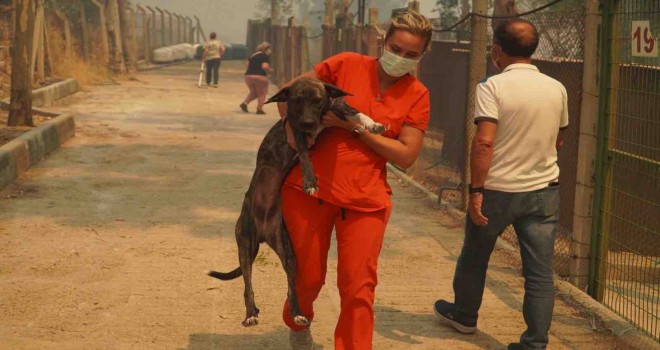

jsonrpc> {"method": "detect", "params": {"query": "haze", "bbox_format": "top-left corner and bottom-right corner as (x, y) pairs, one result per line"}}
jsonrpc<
(135, 0), (435, 44)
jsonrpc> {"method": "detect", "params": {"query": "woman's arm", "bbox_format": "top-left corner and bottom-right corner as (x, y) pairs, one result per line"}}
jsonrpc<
(261, 62), (274, 74)
(323, 114), (424, 169)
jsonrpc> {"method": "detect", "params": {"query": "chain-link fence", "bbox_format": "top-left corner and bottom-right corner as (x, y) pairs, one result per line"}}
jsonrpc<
(591, 0), (660, 341)
(416, 7), (585, 279)
(498, 10), (585, 279)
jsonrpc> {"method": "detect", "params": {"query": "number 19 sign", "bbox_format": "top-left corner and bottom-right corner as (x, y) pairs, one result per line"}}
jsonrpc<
(631, 21), (658, 58)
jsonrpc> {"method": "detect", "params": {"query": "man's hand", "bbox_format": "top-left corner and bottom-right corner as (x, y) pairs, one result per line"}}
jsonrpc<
(468, 193), (488, 226)
(285, 120), (315, 151)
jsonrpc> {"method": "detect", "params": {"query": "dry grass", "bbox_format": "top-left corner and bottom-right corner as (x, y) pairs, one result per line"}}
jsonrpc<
(47, 23), (111, 86)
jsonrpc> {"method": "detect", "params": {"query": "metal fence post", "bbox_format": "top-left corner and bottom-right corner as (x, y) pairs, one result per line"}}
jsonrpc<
(588, 0), (614, 300)
(462, 0), (488, 210)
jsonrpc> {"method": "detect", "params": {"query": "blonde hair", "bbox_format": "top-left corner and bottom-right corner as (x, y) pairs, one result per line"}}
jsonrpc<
(385, 11), (433, 51)
(255, 41), (272, 53)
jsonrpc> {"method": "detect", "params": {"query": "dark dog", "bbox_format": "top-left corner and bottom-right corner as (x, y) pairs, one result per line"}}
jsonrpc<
(206, 78), (385, 327)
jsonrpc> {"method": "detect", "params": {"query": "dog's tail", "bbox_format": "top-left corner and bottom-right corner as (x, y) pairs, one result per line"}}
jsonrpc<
(205, 268), (242, 280)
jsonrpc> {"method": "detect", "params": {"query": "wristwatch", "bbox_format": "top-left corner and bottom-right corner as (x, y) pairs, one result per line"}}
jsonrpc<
(351, 124), (366, 138)
(469, 184), (484, 194)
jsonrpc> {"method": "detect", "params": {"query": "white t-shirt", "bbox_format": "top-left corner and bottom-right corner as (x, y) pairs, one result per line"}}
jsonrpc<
(205, 39), (223, 59)
(475, 63), (569, 192)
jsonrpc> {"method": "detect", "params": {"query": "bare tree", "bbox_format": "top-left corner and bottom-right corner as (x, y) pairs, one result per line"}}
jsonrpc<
(8, 0), (36, 127)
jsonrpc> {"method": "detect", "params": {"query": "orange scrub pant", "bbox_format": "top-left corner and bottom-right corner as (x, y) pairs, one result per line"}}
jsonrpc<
(281, 185), (392, 350)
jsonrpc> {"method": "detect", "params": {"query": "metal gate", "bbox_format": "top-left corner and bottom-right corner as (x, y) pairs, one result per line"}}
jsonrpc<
(590, 0), (660, 341)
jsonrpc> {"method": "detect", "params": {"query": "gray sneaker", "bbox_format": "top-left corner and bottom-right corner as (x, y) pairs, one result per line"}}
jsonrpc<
(289, 327), (313, 350)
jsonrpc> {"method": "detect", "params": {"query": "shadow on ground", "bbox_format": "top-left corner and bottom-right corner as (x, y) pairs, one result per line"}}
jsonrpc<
(179, 329), (328, 350)
(375, 305), (506, 348)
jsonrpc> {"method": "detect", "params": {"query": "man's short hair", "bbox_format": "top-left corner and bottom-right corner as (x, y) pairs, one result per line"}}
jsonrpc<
(210, 32), (217, 39)
(493, 19), (539, 58)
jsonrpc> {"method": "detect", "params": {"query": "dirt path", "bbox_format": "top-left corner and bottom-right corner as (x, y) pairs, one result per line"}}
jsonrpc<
(0, 61), (624, 349)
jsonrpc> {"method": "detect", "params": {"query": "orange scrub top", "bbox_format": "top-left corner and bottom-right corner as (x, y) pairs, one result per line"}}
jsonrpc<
(284, 52), (430, 212)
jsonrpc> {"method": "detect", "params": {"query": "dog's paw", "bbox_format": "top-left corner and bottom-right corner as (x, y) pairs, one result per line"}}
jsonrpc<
(242, 316), (259, 327)
(368, 123), (387, 135)
(303, 187), (318, 195)
(294, 315), (310, 326)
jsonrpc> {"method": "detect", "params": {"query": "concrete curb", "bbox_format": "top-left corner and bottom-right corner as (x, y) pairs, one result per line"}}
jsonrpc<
(32, 79), (79, 107)
(386, 164), (660, 350)
(0, 114), (75, 190)
(1, 79), (79, 112)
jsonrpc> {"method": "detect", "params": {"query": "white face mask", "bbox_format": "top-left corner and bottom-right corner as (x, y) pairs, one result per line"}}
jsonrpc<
(379, 49), (420, 78)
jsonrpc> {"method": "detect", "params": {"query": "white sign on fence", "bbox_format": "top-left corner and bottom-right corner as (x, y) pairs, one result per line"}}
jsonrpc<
(631, 21), (658, 57)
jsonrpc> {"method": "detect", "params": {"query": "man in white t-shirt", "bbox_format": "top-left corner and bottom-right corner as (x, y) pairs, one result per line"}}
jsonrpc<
(434, 19), (568, 350)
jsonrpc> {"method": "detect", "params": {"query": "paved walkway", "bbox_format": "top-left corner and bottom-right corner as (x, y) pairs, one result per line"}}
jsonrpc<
(0, 61), (624, 349)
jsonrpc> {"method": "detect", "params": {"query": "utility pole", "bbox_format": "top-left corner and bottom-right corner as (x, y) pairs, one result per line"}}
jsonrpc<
(8, 0), (36, 126)
(462, 0), (488, 210)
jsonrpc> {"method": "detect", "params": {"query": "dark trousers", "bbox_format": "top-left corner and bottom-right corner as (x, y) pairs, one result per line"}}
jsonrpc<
(453, 186), (560, 349)
(205, 58), (221, 85)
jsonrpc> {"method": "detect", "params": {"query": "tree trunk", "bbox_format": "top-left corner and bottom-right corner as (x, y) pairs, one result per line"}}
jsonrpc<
(79, 1), (91, 62)
(90, 0), (110, 66)
(107, 0), (126, 73)
(8, 0), (35, 127)
(30, 2), (43, 83)
(117, 0), (136, 72)
(492, 0), (518, 33)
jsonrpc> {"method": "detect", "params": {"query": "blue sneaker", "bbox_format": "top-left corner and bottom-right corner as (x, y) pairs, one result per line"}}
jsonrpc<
(434, 299), (477, 334)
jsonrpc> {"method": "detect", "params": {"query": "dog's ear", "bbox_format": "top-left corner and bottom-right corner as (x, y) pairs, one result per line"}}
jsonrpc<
(323, 83), (352, 99)
(265, 87), (290, 104)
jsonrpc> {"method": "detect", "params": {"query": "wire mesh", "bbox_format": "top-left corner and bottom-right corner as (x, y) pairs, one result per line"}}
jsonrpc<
(417, 8), (585, 279)
(593, 0), (660, 341)
(497, 10), (585, 279)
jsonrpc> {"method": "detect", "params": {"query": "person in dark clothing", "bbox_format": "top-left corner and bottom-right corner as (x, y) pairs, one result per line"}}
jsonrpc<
(240, 42), (274, 114)
(202, 32), (225, 88)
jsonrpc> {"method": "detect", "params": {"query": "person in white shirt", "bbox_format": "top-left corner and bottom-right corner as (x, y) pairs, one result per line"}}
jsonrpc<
(434, 18), (568, 350)
(202, 32), (225, 88)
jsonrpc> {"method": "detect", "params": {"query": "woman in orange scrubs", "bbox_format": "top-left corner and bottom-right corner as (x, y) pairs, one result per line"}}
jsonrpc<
(280, 11), (432, 350)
